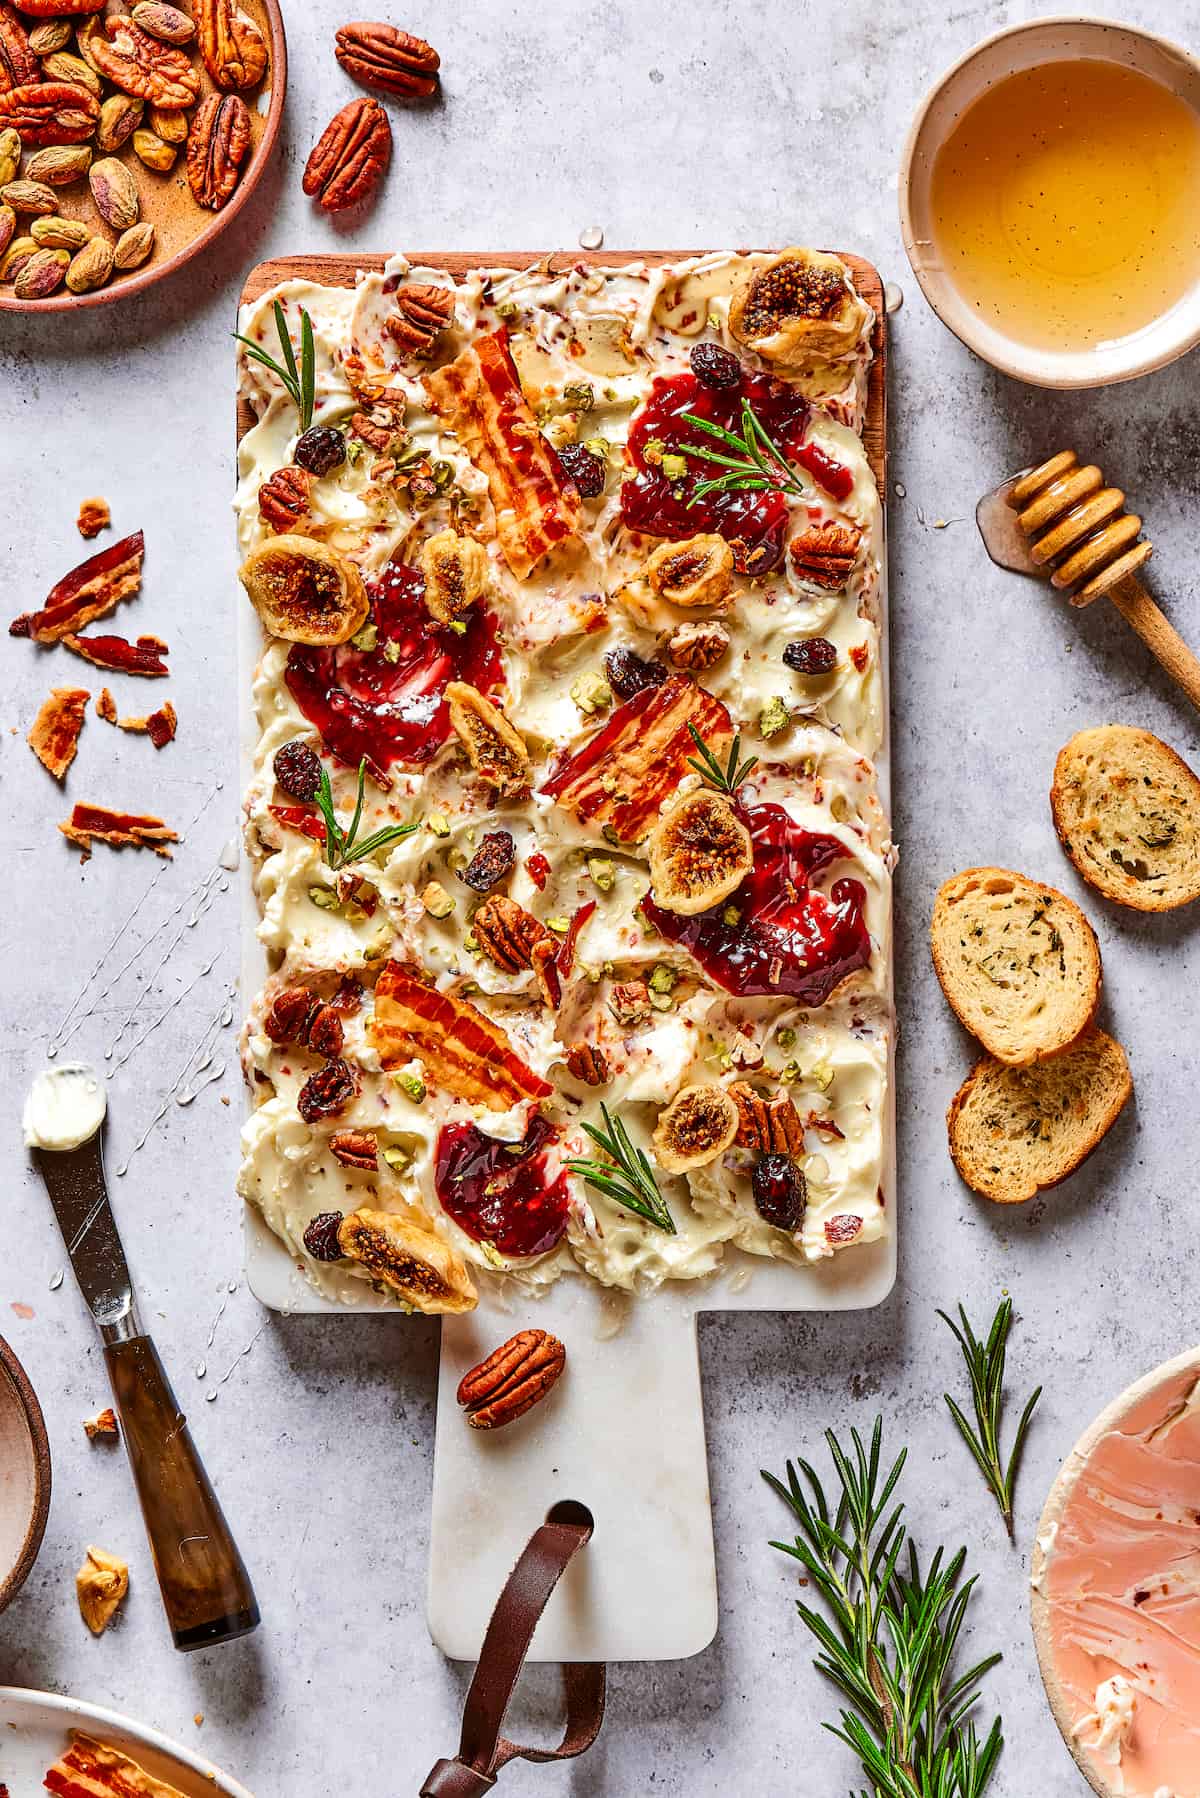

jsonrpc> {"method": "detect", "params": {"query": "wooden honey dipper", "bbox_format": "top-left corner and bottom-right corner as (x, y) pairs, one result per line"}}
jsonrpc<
(976, 449), (1200, 714)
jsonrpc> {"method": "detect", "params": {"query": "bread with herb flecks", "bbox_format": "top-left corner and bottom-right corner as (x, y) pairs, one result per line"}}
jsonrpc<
(1051, 725), (1200, 912)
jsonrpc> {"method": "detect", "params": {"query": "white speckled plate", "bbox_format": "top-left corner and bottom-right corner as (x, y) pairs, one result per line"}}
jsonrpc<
(0, 1687), (253, 1798)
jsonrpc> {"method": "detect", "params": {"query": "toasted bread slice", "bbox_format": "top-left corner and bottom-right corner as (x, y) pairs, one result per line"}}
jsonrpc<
(947, 1025), (1132, 1204)
(1051, 725), (1200, 912)
(931, 867), (1101, 1065)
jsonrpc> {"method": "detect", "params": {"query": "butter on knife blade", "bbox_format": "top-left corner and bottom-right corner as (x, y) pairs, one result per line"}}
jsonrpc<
(23, 1062), (106, 1152)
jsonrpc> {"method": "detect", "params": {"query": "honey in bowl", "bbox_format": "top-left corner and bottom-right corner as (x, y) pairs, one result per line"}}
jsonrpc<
(930, 59), (1200, 353)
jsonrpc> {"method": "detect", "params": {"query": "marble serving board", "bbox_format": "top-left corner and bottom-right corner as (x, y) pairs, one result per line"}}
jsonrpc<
(236, 250), (893, 1662)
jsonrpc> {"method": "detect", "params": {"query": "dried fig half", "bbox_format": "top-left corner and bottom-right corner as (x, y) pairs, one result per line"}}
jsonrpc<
(652, 1083), (739, 1174)
(338, 1207), (477, 1315)
(729, 248), (870, 368)
(445, 680), (531, 798)
(647, 789), (752, 916)
(644, 533), (733, 608)
(419, 528), (489, 624)
(238, 534), (368, 645)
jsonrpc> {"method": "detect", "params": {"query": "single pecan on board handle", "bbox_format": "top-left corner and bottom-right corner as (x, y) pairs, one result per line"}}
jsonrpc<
(457, 1329), (566, 1431)
(186, 91), (250, 210)
(303, 96), (391, 213)
(196, 0), (268, 90)
(0, 4), (39, 93)
(334, 22), (440, 99)
(0, 82), (100, 145)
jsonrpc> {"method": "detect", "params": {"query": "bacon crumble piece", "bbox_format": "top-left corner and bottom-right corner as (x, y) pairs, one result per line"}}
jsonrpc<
(95, 688), (117, 723)
(76, 496), (111, 540)
(423, 328), (583, 580)
(27, 686), (89, 781)
(541, 675), (732, 843)
(9, 530), (144, 643)
(44, 1732), (190, 1798)
(82, 1407), (118, 1441)
(59, 802), (179, 860)
(113, 699), (177, 747)
(61, 632), (169, 677)
(368, 960), (552, 1108)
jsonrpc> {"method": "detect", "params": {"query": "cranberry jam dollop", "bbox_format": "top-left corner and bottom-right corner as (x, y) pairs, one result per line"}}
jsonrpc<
(434, 1114), (570, 1259)
(642, 802), (871, 1004)
(620, 369), (854, 573)
(286, 558), (502, 772)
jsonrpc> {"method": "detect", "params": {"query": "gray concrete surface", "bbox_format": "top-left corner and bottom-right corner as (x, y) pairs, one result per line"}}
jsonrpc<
(3, 0), (1200, 1790)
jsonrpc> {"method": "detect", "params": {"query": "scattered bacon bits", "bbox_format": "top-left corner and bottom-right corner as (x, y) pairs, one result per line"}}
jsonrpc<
(83, 1407), (118, 1441)
(10, 1302), (34, 1320)
(76, 497), (112, 540)
(27, 687), (89, 782)
(96, 688), (118, 723)
(9, 531), (145, 644)
(62, 632), (169, 677)
(525, 849), (551, 890)
(849, 643), (870, 673)
(60, 803), (179, 860)
(115, 700), (177, 748)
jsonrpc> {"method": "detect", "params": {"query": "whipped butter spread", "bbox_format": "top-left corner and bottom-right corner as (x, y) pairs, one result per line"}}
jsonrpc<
(1042, 1364), (1200, 1798)
(23, 1063), (106, 1152)
(235, 250), (893, 1307)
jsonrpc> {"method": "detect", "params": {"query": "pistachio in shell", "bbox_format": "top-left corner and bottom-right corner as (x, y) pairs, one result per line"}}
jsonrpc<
(0, 128), (19, 190)
(96, 93), (144, 155)
(238, 536), (370, 646)
(25, 144), (92, 187)
(66, 236), (114, 294)
(89, 157), (139, 232)
(31, 215), (90, 250)
(112, 220), (155, 270)
(1, 180), (58, 216)
(13, 246), (69, 301)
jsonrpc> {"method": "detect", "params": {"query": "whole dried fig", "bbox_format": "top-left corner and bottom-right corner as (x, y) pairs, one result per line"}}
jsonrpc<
(647, 789), (753, 916)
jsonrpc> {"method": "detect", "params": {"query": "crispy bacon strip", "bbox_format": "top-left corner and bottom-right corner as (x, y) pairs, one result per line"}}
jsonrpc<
(541, 675), (732, 842)
(27, 687), (89, 781)
(60, 803), (179, 860)
(368, 961), (551, 1108)
(423, 329), (581, 580)
(44, 1732), (188, 1798)
(10, 531), (145, 644)
(62, 632), (168, 677)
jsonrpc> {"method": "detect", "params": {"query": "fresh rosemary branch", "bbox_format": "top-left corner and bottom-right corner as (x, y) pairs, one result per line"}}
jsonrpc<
(939, 1299), (1042, 1541)
(314, 759), (420, 872)
(686, 721), (759, 795)
(234, 300), (317, 432)
(764, 1418), (1004, 1798)
(679, 398), (812, 504)
(565, 1103), (676, 1234)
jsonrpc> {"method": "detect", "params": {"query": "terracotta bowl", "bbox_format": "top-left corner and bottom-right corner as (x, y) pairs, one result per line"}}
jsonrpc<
(0, 1334), (51, 1616)
(0, 0), (286, 316)
(899, 18), (1200, 388)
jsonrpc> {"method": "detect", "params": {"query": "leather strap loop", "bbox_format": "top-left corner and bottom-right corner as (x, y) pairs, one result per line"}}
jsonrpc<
(421, 1516), (606, 1795)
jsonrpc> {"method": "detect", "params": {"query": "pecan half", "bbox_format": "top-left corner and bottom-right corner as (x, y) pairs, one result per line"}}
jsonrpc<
(185, 90), (250, 209)
(351, 399), (406, 454)
(456, 1329), (565, 1431)
(196, 0), (267, 90)
(330, 1129), (378, 1170)
(303, 97), (390, 213)
(335, 22), (439, 99)
(789, 520), (863, 590)
(297, 1056), (359, 1124)
(473, 894), (549, 974)
(608, 980), (651, 1027)
(729, 1081), (805, 1155)
(0, 81), (99, 144)
(258, 463), (312, 533)
(565, 1043), (609, 1086)
(0, 4), (38, 93)
(85, 15), (201, 108)
(264, 986), (345, 1058)
(668, 619), (730, 670)
(385, 282), (454, 356)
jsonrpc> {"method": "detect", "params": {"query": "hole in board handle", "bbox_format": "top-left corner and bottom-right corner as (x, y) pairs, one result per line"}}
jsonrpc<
(545, 1499), (594, 1531)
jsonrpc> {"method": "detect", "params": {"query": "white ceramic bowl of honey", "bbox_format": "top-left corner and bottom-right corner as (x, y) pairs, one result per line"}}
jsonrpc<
(900, 18), (1200, 388)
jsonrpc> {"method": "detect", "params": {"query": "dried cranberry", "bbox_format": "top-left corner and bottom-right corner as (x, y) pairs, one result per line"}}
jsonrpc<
(461, 830), (516, 893)
(604, 646), (669, 702)
(752, 1154), (807, 1232)
(294, 426), (347, 477)
(783, 637), (838, 677)
(689, 342), (742, 389)
(557, 443), (606, 498)
(303, 1211), (345, 1261)
(273, 739), (323, 801)
(297, 1057), (359, 1124)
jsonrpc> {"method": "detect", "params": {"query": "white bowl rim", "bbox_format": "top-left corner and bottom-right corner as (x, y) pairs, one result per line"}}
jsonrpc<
(0, 1685), (256, 1798)
(898, 14), (1200, 389)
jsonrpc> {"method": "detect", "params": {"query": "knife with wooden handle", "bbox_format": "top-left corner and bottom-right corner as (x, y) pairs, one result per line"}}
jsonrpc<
(32, 1112), (260, 1651)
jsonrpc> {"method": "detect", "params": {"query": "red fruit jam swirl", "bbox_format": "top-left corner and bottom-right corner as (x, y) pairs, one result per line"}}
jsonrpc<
(285, 559), (502, 772)
(642, 802), (871, 1003)
(620, 371), (853, 572)
(434, 1114), (570, 1259)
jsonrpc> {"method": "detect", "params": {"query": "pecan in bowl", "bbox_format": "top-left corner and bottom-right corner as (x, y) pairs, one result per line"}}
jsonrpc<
(335, 22), (440, 100)
(303, 96), (391, 213)
(186, 91), (251, 211)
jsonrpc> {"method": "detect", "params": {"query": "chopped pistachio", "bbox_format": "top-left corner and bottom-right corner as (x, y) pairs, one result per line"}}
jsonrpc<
(779, 1059), (801, 1083)
(708, 312), (721, 329)
(563, 381), (595, 413)
(587, 855), (615, 891)
(649, 989), (676, 1012)
(660, 453), (688, 481)
(578, 960), (602, 983)
(648, 963), (677, 996)
(570, 670), (612, 715)
(831, 793), (851, 823)
(381, 1145), (410, 1171)
(717, 1048), (734, 1071)
(759, 696), (791, 739)
(427, 813), (451, 838)
(382, 638), (401, 664)
(363, 927), (391, 960)
(421, 880), (455, 919)
(395, 1071), (426, 1104)
(722, 904), (741, 927)
(432, 460), (454, 491)
(345, 438), (366, 465)
(448, 619), (468, 636)
(481, 1241), (509, 1270)
(495, 299), (518, 319)
(545, 916), (570, 934)
(464, 933), (480, 954)
(643, 438), (667, 466)
(584, 435), (610, 461)
(807, 1059), (835, 1093)
(308, 886), (340, 912)
(350, 621), (378, 653)
(601, 824), (622, 847)
(776, 1026), (797, 1050)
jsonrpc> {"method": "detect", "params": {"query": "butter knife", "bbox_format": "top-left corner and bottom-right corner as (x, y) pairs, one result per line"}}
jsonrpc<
(32, 1109), (260, 1651)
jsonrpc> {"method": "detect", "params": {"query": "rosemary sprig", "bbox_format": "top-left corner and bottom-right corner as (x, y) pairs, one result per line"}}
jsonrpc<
(314, 759), (420, 872)
(679, 398), (812, 504)
(233, 300), (317, 432)
(565, 1103), (675, 1234)
(686, 721), (758, 795)
(938, 1299), (1042, 1541)
(764, 1418), (1004, 1798)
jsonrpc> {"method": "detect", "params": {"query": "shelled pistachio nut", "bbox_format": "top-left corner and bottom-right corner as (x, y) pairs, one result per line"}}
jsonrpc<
(41, 50), (102, 97)
(0, 204), (13, 260)
(148, 104), (188, 144)
(1, 235), (37, 281)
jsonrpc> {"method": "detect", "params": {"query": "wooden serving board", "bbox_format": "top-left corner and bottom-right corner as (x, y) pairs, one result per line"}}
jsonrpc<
(237, 251), (891, 1663)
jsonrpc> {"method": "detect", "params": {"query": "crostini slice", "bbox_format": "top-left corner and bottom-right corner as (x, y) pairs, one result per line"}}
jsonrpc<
(1051, 724), (1200, 912)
